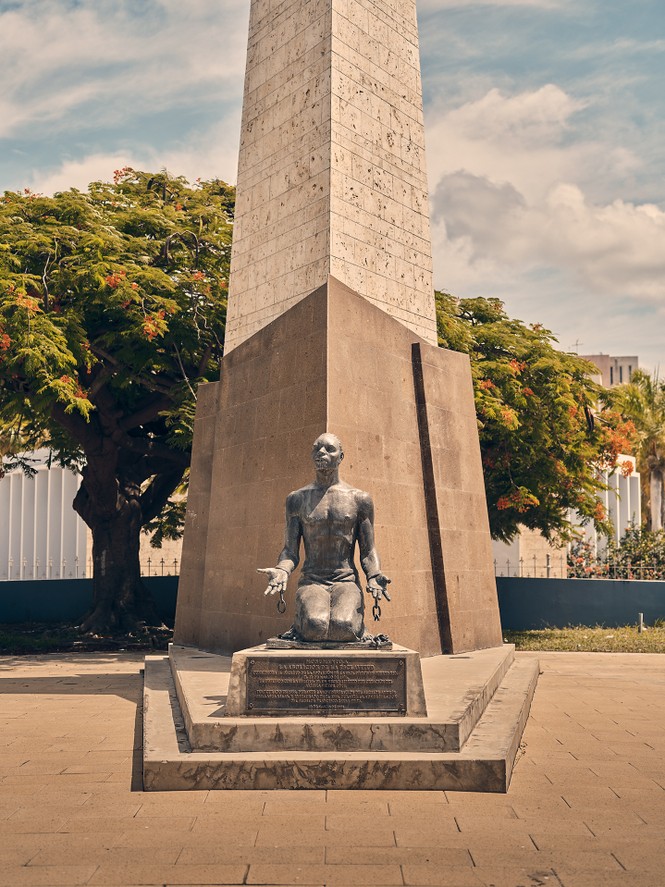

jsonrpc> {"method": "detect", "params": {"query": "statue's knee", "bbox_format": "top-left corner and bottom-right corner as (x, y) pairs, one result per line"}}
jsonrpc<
(301, 614), (328, 640)
(329, 615), (357, 640)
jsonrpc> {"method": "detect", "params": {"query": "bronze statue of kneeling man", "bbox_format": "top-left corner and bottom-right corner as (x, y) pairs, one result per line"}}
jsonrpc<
(258, 433), (392, 647)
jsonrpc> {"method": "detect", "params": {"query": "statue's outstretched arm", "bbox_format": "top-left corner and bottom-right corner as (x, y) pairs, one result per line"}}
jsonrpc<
(258, 492), (301, 596)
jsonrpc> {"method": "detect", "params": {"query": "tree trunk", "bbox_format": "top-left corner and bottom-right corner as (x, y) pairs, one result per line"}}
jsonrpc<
(651, 468), (664, 533)
(79, 503), (163, 634)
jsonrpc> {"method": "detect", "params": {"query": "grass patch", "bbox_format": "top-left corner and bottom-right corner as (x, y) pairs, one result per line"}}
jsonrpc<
(505, 624), (665, 653)
(0, 623), (173, 655)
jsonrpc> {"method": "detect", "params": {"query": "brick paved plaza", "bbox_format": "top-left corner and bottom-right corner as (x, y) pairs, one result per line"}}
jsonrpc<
(1, 651), (664, 886)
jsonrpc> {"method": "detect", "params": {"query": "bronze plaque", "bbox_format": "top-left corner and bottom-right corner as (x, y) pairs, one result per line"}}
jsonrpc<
(246, 656), (407, 714)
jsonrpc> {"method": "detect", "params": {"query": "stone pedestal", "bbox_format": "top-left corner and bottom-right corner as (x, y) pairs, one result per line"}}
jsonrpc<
(225, 645), (427, 717)
(174, 278), (503, 657)
(142, 644), (539, 791)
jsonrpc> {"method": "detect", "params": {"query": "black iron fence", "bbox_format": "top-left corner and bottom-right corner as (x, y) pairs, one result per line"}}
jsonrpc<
(567, 557), (665, 581)
(0, 556), (180, 581)
(495, 553), (665, 581)
(494, 555), (567, 579)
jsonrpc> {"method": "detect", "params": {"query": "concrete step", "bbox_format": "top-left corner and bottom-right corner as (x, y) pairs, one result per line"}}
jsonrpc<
(143, 653), (538, 792)
(169, 643), (515, 753)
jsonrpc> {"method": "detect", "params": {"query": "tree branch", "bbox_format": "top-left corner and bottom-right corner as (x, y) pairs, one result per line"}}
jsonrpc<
(87, 363), (117, 399)
(41, 249), (53, 312)
(140, 466), (187, 524)
(173, 343), (196, 398)
(49, 401), (97, 450)
(88, 344), (177, 395)
(119, 435), (190, 469)
(197, 344), (212, 378)
(118, 395), (172, 432)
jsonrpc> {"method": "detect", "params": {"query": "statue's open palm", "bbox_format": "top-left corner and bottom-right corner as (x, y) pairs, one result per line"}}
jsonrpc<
(257, 566), (289, 596)
(367, 572), (391, 602)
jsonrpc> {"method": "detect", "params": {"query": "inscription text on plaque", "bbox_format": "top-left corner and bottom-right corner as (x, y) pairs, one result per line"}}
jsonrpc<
(246, 656), (407, 714)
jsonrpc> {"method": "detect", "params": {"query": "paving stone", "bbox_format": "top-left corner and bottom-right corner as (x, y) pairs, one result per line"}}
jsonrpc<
(610, 843), (665, 871)
(0, 846), (40, 865)
(29, 845), (181, 865)
(554, 870), (656, 887)
(177, 846), (326, 865)
(57, 814), (196, 834)
(470, 868), (563, 887)
(2, 650), (665, 887)
(325, 812), (449, 832)
(386, 794), (449, 816)
(468, 847), (622, 870)
(246, 864), (404, 885)
(255, 824), (397, 847)
(88, 863), (248, 885)
(2, 814), (67, 833)
(0, 865), (98, 886)
(326, 846), (473, 865)
(262, 798), (328, 816)
(402, 864), (484, 886)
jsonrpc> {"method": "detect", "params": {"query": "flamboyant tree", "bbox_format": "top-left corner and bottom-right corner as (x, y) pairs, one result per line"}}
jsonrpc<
(0, 169), (233, 632)
(435, 292), (636, 542)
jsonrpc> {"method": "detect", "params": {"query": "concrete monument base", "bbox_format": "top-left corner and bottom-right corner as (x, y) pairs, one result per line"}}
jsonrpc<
(174, 278), (504, 658)
(142, 644), (538, 792)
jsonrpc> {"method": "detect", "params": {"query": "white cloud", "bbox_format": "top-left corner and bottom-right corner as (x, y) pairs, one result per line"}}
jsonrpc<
(419, 0), (566, 9)
(441, 85), (585, 146)
(427, 84), (665, 368)
(0, 0), (248, 139)
(27, 114), (242, 195)
(541, 185), (665, 299)
(434, 172), (665, 301)
(425, 85), (631, 203)
(29, 154), (140, 196)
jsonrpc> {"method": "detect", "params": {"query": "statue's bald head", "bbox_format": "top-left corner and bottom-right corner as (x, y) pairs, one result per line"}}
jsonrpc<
(311, 433), (344, 470)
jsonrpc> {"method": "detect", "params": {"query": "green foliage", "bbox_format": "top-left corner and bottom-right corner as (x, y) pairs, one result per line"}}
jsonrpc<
(436, 292), (632, 542)
(569, 526), (665, 580)
(0, 168), (233, 538)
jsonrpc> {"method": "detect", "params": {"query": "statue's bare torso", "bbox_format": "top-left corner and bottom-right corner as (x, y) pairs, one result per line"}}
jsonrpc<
(279, 482), (378, 640)
(289, 483), (373, 585)
(258, 433), (390, 643)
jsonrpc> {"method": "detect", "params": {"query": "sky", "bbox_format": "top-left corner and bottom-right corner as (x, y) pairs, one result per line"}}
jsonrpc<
(1, 0), (664, 372)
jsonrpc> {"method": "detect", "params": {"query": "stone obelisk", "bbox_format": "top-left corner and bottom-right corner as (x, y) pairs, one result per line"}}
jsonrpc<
(173, 0), (503, 657)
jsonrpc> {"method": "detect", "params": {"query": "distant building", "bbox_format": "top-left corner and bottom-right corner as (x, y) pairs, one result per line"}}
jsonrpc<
(576, 455), (641, 556)
(572, 353), (643, 555)
(0, 451), (182, 581)
(581, 353), (638, 388)
(0, 450), (88, 581)
(492, 529), (567, 578)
